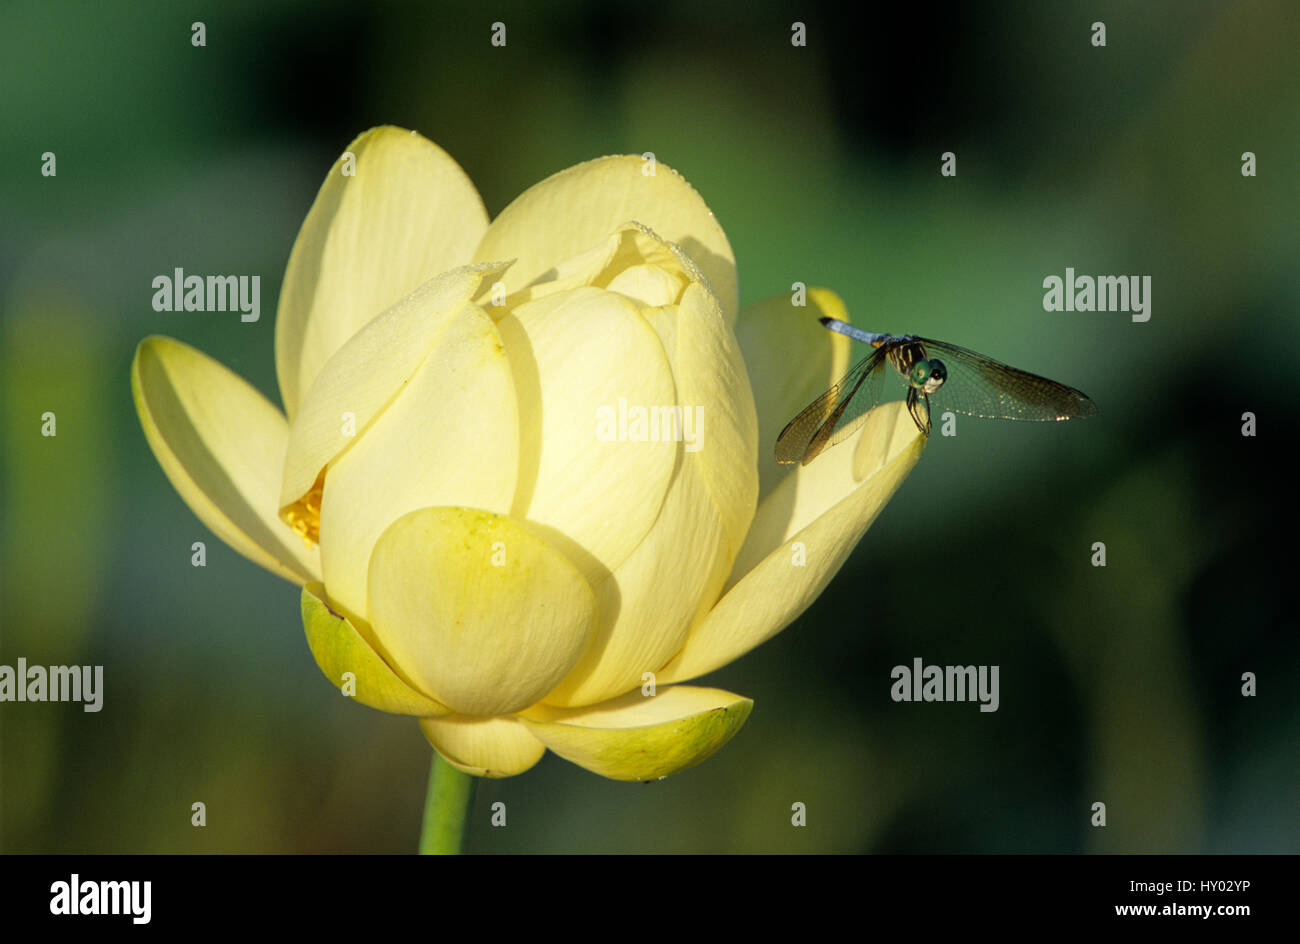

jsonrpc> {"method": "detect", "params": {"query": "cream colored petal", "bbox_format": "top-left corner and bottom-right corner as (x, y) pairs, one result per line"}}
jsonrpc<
(491, 223), (693, 319)
(276, 126), (489, 417)
(131, 336), (320, 585)
(521, 686), (753, 781)
(499, 286), (677, 582)
(593, 223), (696, 295)
(420, 715), (546, 778)
(505, 228), (739, 706)
(483, 231), (621, 315)
(317, 303), (518, 618)
(300, 583), (449, 717)
(735, 287), (853, 502)
(367, 508), (598, 717)
(657, 402), (924, 684)
(731, 401), (922, 587)
(675, 280), (759, 561)
(280, 262), (510, 516)
(598, 225), (696, 378)
(543, 454), (729, 707)
(604, 263), (684, 309)
(473, 155), (739, 322)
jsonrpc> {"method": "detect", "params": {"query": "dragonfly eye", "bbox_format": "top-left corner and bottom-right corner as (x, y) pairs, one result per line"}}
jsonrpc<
(910, 359), (947, 392)
(923, 358), (948, 393)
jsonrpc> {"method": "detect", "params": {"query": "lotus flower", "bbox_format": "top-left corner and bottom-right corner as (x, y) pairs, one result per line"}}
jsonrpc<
(131, 126), (924, 781)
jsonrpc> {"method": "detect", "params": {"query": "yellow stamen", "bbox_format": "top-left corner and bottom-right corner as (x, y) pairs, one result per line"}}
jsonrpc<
(280, 471), (324, 549)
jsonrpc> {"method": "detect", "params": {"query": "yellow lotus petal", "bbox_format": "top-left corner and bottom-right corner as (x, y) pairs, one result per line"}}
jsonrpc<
(486, 230), (621, 314)
(498, 286), (677, 582)
(486, 220), (699, 320)
(523, 228), (739, 706)
(522, 686), (753, 781)
(674, 280), (759, 561)
(420, 715), (546, 778)
(730, 400), (923, 588)
(544, 455), (729, 707)
(594, 222), (694, 303)
(279, 261), (511, 524)
(276, 126), (489, 418)
(473, 155), (739, 322)
(735, 287), (853, 502)
(367, 507), (597, 716)
(300, 582), (449, 717)
(498, 221), (693, 317)
(657, 402), (924, 684)
(316, 303), (518, 618)
(605, 262), (683, 308)
(131, 336), (320, 585)
(593, 224), (706, 380)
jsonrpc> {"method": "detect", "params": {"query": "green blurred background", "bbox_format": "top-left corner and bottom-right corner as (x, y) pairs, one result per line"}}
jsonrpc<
(2, 0), (1296, 853)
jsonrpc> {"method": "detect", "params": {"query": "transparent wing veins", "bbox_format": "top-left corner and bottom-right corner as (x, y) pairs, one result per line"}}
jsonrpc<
(774, 348), (889, 465)
(917, 338), (1098, 421)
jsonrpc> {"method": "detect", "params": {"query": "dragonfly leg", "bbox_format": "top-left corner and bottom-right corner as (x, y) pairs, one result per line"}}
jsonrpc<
(906, 389), (932, 434)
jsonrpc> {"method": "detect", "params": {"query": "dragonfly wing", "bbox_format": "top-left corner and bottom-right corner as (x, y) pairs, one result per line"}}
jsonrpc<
(774, 348), (890, 465)
(917, 338), (1098, 421)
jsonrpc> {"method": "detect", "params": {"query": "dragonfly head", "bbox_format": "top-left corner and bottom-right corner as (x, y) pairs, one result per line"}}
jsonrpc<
(909, 357), (947, 394)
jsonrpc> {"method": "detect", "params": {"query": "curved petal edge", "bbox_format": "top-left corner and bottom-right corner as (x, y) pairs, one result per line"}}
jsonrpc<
(420, 715), (547, 778)
(132, 335), (320, 586)
(522, 685), (753, 781)
(658, 402), (925, 684)
(301, 582), (450, 717)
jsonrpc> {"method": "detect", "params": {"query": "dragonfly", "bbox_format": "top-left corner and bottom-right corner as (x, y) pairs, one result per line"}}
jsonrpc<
(775, 317), (1098, 466)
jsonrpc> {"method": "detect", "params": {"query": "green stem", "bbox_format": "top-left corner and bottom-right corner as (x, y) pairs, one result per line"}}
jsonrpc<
(418, 751), (475, 854)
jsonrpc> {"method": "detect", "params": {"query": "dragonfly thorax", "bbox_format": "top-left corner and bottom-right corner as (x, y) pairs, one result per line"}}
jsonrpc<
(889, 339), (948, 394)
